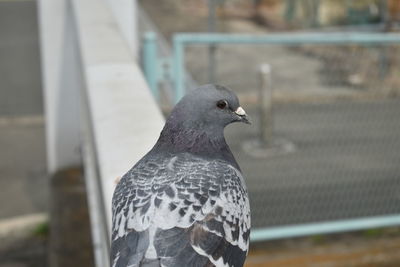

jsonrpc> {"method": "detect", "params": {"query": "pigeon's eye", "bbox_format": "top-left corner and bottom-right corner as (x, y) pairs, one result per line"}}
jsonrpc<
(216, 100), (227, 109)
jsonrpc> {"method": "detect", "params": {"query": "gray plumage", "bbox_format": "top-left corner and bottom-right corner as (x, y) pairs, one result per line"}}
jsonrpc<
(111, 84), (251, 267)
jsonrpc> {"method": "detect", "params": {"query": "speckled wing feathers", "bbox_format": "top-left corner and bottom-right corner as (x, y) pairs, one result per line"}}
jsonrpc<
(111, 153), (250, 267)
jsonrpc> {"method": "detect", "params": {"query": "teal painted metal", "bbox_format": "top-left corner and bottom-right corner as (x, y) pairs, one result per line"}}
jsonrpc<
(174, 32), (400, 45)
(171, 32), (400, 102)
(142, 32), (159, 100)
(284, 0), (297, 23)
(172, 35), (185, 104)
(157, 57), (173, 83)
(141, 30), (400, 241)
(250, 215), (400, 242)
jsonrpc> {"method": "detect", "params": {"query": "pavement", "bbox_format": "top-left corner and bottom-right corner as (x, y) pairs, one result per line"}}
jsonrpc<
(0, 0), (47, 221)
(142, 0), (400, 102)
(0, 116), (47, 220)
(0, 1), (48, 266)
(0, 0), (43, 116)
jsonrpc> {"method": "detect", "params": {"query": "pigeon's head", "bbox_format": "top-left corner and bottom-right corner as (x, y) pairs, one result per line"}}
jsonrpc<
(168, 84), (251, 130)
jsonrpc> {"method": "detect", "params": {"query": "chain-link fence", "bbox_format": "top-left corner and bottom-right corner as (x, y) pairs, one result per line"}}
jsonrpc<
(138, 0), (400, 235)
(182, 41), (400, 231)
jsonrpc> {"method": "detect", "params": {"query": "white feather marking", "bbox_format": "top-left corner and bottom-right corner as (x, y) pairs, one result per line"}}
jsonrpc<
(167, 156), (178, 171)
(118, 214), (126, 237)
(145, 225), (157, 259)
(192, 244), (229, 267)
(112, 252), (120, 267)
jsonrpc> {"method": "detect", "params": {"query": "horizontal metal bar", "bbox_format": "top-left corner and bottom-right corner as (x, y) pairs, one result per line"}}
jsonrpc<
(174, 32), (400, 45)
(250, 214), (400, 242)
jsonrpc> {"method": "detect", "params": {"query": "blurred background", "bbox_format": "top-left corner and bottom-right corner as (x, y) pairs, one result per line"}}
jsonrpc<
(1, 0), (400, 266)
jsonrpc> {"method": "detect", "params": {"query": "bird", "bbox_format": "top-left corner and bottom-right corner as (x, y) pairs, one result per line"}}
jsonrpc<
(111, 84), (251, 267)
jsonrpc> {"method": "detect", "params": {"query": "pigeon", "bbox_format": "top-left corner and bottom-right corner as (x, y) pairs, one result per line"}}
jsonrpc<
(111, 84), (251, 267)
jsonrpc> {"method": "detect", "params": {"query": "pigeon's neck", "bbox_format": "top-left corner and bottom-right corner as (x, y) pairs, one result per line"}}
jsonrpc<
(154, 122), (239, 168)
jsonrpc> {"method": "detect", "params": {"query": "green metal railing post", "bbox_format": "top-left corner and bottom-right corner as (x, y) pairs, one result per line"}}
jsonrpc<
(173, 35), (185, 103)
(285, 0), (296, 23)
(142, 32), (159, 100)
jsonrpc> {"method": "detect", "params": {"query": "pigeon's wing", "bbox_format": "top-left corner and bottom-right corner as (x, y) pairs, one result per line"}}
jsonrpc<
(111, 154), (250, 267)
(111, 156), (166, 267)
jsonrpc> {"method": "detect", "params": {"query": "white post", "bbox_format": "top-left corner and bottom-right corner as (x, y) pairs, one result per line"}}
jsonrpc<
(259, 64), (273, 145)
(38, 0), (82, 174)
(104, 0), (138, 59)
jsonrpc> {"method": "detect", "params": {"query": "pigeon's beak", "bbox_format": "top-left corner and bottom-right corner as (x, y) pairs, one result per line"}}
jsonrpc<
(234, 107), (251, 124)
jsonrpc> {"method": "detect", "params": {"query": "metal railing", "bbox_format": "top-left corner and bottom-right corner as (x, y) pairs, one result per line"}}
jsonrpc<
(143, 31), (400, 104)
(142, 31), (400, 242)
